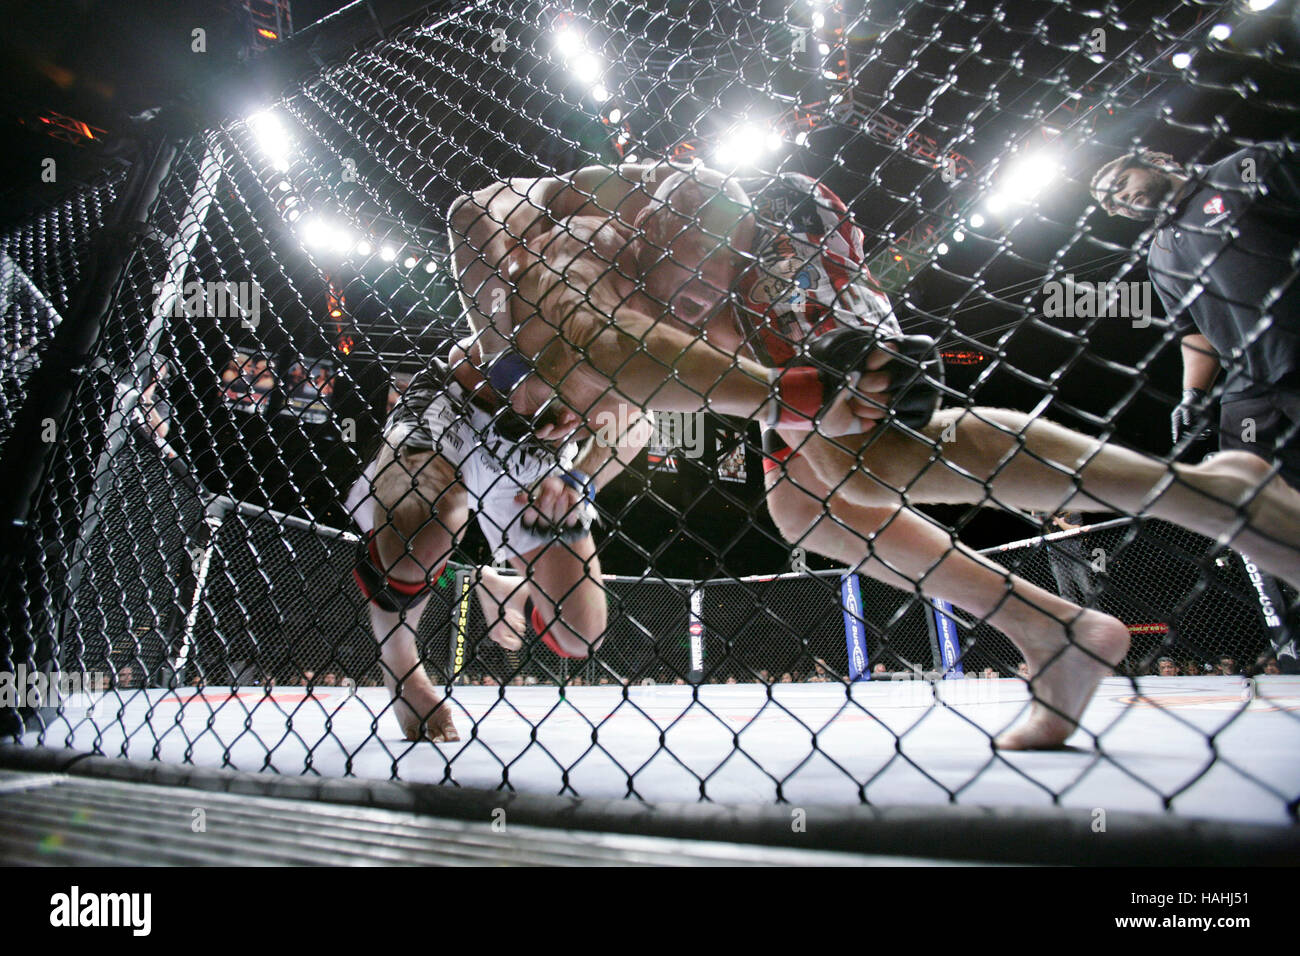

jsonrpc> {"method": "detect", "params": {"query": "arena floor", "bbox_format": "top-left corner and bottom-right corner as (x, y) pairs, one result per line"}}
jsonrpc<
(26, 676), (1300, 824)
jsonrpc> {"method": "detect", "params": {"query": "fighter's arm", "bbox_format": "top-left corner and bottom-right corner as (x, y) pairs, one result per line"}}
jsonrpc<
(517, 252), (891, 434)
(1180, 333), (1220, 391)
(447, 160), (693, 350)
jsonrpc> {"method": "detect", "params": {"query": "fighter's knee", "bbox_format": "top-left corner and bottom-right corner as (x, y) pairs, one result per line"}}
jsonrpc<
(766, 482), (820, 544)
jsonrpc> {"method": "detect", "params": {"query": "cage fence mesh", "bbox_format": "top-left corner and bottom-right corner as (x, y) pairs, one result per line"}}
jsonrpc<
(2, 0), (1299, 818)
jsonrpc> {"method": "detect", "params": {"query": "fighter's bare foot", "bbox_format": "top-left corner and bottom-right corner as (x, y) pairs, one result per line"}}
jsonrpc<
(1180, 452), (1300, 590)
(393, 685), (460, 743)
(476, 567), (527, 651)
(995, 610), (1130, 750)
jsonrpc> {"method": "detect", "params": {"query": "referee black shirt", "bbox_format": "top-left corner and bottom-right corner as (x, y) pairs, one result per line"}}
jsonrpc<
(1149, 142), (1300, 400)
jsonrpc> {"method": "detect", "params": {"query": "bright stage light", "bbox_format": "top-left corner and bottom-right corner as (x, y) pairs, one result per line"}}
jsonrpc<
(592, 84), (610, 102)
(1209, 23), (1232, 40)
(403, 256), (418, 269)
(424, 260), (437, 273)
(986, 193), (1008, 214)
(952, 230), (965, 242)
(936, 243), (949, 256)
(1248, 0), (1276, 10)
(822, 69), (839, 80)
(248, 111), (292, 170)
(356, 240), (373, 256)
(812, 12), (825, 27)
(819, 42), (831, 54)
(795, 131), (809, 146)
(1004, 151), (1059, 199)
(624, 153), (638, 163)
(555, 26), (583, 57)
(608, 108), (622, 123)
(1171, 51), (1191, 69)
(380, 246), (397, 262)
(572, 53), (602, 83)
(302, 218), (354, 254)
(969, 213), (985, 228)
(715, 124), (781, 168)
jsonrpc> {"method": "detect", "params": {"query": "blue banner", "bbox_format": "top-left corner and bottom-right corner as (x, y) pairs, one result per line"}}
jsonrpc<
(841, 575), (870, 681)
(931, 598), (964, 678)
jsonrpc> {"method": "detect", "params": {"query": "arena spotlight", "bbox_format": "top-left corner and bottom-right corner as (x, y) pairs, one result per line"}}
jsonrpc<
(1171, 51), (1192, 69)
(572, 53), (602, 83)
(818, 42), (831, 54)
(608, 108), (622, 123)
(554, 25), (583, 57)
(424, 260), (437, 273)
(592, 84), (610, 102)
(1209, 23), (1232, 40)
(936, 242), (949, 256)
(1248, 0), (1276, 10)
(812, 12), (825, 27)
(248, 111), (291, 170)
(380, 245), (397, 262)
(403, 255), (419, 269)
(716, 123), (781, 167)
(969, 213), (986, 228)
(301, 218), (353, 254)
(1002, 150), (1060, 200)
(356, 240), (373, 256)
(953, 229), (965, 242)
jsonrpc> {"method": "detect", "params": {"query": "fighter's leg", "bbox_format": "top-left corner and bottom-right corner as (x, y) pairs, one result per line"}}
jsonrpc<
(510, 535), (607, 660)
(766, 455), (1129, 749)
(362, 443), (467, 742)
(795, 408), (1300, 588)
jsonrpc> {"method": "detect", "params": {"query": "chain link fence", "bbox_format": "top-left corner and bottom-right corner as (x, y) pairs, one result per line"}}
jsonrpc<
(2, 0), (1299, 824)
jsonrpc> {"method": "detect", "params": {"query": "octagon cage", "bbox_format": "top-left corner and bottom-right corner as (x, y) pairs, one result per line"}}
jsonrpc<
(1, 0), (1299, 861)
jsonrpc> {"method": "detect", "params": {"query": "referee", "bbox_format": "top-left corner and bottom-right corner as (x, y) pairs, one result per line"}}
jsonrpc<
(1091, 141), (1300, 673)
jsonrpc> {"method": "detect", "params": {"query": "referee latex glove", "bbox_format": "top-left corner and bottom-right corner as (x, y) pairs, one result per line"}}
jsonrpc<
(1171, 387), (1211, 444)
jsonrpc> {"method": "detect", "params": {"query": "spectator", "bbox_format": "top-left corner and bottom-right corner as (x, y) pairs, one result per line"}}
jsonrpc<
(321, 672), (338, 686)
(302, 669), (315, 686)
(1156, 656), (1180, 677)
(116, 665), (135, 689)
(779, 672), (793, 683)
(1017, 661), (1031, 679)
(1180, 660), (1201, 677)
(725, 676), (737, 685)
(1256, 655), (1282, 676)
(872, 662), (887, 678)
(982, 667), (999, 679)
(1217, 656), (1239, 676)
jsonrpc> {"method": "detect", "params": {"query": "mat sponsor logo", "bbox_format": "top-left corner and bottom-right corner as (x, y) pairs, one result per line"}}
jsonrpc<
(0, 666), (107, 710)
(49, 886), (151, 936)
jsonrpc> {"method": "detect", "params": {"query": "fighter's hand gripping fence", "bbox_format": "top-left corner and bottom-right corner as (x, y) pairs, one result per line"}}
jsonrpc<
(2, 0), (1299, 844)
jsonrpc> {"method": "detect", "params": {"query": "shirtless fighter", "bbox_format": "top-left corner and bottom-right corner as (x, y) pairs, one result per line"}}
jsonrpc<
(452, 159), (1300, 749)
